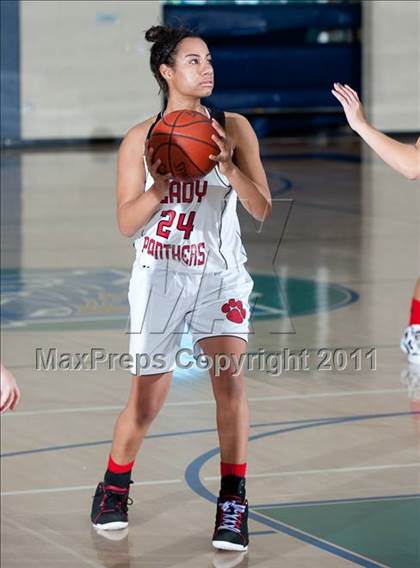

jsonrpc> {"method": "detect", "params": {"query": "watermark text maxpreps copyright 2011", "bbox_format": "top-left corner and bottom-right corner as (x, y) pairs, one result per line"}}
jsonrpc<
(35, 347), (377, 376)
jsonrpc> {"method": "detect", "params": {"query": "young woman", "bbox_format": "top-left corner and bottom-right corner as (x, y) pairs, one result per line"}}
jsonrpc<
(332, 83), (420, 366)
(90, 25), (271, 552)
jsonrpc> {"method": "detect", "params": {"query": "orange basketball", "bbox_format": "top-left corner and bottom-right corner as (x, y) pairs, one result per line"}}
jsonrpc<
(149, 109), (219, 180)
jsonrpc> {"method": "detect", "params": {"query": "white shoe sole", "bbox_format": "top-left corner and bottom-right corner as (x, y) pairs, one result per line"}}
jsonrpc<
(92, 521), (128, 530)
(94, 527), (128, 541)
(212, 540), (248, 551)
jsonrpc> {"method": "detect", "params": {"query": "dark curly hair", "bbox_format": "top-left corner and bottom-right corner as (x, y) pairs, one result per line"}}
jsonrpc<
(145, 25), (197, 98)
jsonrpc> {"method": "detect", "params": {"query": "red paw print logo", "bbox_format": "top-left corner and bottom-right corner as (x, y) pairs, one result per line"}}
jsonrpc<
(221, 298), (247, 324)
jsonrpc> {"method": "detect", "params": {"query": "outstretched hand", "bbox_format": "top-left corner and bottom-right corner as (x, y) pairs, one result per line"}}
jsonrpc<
(331, 82), (368, 132)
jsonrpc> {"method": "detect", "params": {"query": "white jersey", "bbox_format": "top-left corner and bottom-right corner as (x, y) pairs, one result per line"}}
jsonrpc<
(133, 107), (247, 274)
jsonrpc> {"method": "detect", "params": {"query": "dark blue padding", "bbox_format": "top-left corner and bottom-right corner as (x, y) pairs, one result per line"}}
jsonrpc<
(202, 45), (360, 92)
(1, 0), (20, 144)
(165, 4), (361, 36)
(164, 2), (361, 126)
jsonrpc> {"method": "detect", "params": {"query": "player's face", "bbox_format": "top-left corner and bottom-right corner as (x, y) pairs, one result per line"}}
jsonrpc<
(169, 37), (214, 98)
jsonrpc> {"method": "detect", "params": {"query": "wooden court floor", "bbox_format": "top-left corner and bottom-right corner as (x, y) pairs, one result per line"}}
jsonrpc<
(1, 136), (419, 567)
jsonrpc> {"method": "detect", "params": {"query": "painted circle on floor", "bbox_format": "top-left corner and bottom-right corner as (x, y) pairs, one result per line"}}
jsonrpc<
(1, 269), (358, 330)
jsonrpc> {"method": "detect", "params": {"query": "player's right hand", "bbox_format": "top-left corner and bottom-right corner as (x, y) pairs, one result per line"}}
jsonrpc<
(145, 142), (172, 196)
(331, 83), (368, 133)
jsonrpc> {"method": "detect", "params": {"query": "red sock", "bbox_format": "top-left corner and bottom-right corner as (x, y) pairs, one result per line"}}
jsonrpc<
(221, 461), (247, 478)
(107, 454), (135, 474)
(409, 298), (420, 325)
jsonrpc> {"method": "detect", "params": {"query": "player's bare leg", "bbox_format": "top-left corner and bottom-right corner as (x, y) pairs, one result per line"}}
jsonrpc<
(200, 336), (249, 463)
(110, 371), (173, 463)
(413, 278), (420, 301)
(91, 371), (172, 529)
(199, 335), (250, 551)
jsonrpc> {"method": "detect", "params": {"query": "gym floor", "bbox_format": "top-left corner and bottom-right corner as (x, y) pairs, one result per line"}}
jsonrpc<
(1, 134), (419, 567)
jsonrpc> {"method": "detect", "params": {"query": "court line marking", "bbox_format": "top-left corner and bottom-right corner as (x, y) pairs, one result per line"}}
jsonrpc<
(5, 465), (418, 498)
(204, 462), (420, 481)
(2, 411), (417, 498)
(185, 411), (415, 568)
(251, 509), (388, 568)
(0, 417), (331, 458)
(1, 412), (416, 564)
(1, 388), (408, 417)
(5, 517), (102, 568)
(1, 478), (183, 497)
(2, 410), (417, 459)
(253, 493), (420, 509)
(249, 529), (276, 536)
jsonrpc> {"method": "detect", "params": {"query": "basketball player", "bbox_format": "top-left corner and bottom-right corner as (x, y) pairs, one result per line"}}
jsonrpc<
(332, 83), (420, 366)
(0, 361), (21, 414)
(91, 25), (271, 552)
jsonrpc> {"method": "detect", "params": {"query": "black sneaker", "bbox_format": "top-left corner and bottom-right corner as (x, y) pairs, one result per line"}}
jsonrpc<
(91, 481), (133, 530)
(212, 494), (249, 551)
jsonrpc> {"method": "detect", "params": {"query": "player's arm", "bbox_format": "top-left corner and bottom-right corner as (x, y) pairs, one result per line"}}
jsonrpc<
(332, 83), (420, 181)
(1, 361), (21, 414)
(210, 114), (272, 222)
(116, 123), (171, 237)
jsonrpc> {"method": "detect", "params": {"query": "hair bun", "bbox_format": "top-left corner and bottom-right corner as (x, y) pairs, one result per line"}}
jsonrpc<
(145, 25), (174, 44)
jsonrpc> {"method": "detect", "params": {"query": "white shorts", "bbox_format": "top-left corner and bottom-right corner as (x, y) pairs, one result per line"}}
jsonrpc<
(127, 262), (254, 375)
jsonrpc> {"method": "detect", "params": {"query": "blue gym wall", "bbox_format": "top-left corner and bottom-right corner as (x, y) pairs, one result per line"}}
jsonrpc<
(1, 0), (20, 145)
(0, 0), (362, 144)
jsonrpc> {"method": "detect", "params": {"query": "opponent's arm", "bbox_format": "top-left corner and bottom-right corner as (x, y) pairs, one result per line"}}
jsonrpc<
(1, 361), (21, 414)
(210, 115), (272, 222)
(332, 82), (420, 181)
(116, 125), (172, 237)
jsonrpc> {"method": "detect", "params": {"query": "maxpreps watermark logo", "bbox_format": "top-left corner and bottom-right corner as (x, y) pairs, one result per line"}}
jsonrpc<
(1, 268), (357, 331)
(35, 346), (376, 376)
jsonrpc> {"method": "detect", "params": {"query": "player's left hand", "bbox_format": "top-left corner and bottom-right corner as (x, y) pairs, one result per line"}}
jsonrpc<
(331, 83), (368, 133)
(209, 119), (235, 176)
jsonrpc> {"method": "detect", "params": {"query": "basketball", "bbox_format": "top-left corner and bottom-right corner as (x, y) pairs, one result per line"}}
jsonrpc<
(149, 109), (219, 180)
